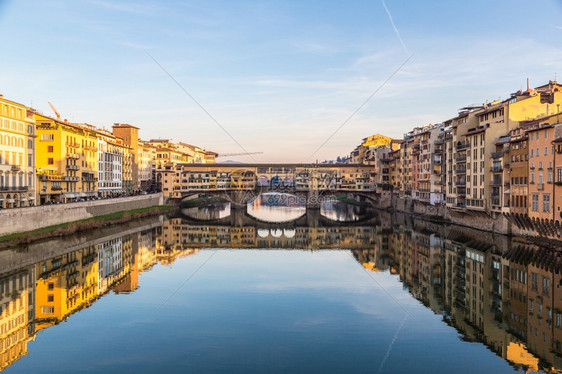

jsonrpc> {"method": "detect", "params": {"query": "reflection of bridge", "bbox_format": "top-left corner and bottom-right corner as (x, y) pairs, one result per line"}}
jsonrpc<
(159, 163), (379, 206)
(159, 218), (380, 250)
(179, 206), (381, 228)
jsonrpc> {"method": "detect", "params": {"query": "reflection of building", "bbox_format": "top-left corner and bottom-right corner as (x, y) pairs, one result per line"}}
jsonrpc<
(376, 219), (562, 373)
(35, 245), (99, 329)
(0, 266), (36, 371)
(0, 223), (162, 371)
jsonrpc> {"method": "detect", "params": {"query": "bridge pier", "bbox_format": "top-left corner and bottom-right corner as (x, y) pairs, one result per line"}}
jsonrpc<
(306, 208), (320, 228)
(230, 206), (246, 227)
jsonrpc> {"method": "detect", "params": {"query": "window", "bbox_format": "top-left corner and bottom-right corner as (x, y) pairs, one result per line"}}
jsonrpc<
(543, 194), (550, 213)
(47, 294), (54, 302)
(532, 194), (539, 211)
(543, 276), (550, 296)
(48, 158), (54, 165)
(47, 145), (53, 152)
(545, 146), (548, 156)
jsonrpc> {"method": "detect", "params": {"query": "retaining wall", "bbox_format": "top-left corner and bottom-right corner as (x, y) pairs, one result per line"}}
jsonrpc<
(389, 194), (561, 241)
(0, 193), (163, 236)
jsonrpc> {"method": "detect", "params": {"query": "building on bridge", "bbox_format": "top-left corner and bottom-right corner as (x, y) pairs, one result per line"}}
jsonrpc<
(158, 163), (377, 200)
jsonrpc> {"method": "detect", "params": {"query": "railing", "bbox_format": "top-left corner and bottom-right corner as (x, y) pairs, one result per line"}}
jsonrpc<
(0, 186), (28, 191)
(490, 179), (502, 186)
(66, 164), (80, 170)
(491, 165), (503, 172)
(456, 143), (469, 151)
(455, 168), (466, 174)
(66, 153), (80, 159)
(455, 180), (466, 186)
(455, 155), (467, 162)
(10, 165), (21, 171)
(38, 174), (63, 181)
(491, 152), (504, 159)
(63, 176), (80, 182)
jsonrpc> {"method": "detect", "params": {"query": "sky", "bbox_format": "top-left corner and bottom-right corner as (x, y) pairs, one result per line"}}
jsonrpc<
(1, 0), (562, 162)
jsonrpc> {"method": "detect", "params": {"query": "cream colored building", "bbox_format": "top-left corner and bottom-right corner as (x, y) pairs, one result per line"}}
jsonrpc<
(0, 95), (36, 208)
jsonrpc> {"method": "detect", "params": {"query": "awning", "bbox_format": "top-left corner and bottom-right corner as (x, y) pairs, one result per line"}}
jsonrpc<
(504, 189), (510, 194)
(79, 192), (87, 197)
(7, 199), (15, 203)
(28, 196), (35, 200)
(20, 198), (27, 201)
(64, 193), (78, 199)
(0, 196), (4, 201)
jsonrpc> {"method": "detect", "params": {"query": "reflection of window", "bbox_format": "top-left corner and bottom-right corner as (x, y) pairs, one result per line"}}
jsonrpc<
(47, 145), (53, 152)
(48, 282), (54, 290)
(47, 294), (54, 302)
(48, 158), (54, 165)
(41, 306), (54, 314)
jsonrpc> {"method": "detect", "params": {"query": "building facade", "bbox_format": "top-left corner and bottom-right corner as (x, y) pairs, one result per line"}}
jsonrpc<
(0, 95), (36, 208)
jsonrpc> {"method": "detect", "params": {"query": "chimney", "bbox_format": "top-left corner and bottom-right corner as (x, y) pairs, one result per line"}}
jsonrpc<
(527, 77), (530, 91)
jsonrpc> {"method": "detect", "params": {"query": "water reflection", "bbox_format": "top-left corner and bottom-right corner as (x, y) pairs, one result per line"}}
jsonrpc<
(320, 196), (374, 222)
(0, 212), (560, 373)
(247, 193), (306, 222)
(181, 203), (231, 221)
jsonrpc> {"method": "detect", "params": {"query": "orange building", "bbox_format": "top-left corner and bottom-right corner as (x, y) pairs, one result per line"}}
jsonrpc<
(526, 124), (559, 220)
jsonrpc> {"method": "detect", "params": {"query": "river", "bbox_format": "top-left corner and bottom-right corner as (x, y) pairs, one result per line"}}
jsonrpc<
(0, 195), (560, 373)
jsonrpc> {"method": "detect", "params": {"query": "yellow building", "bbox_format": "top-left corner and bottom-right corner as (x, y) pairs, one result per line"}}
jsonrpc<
(34, 113), (99, 204)
(0, 95), (36, 208)
(362, 134), (393, 148)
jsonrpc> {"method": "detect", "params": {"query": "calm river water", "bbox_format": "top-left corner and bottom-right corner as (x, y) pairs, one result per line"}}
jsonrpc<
(1, 196), (561, 373)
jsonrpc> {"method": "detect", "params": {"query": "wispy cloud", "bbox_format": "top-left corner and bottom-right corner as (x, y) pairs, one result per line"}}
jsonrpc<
(381, 0), (409, 55)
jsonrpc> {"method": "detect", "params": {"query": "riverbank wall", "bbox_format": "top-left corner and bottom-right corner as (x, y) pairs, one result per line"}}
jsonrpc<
(0, 193), (163, 236)
(389, 194), (562, 242)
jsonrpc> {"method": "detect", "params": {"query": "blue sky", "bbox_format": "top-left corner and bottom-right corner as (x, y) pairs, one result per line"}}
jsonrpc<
(1, 0), (561, 162)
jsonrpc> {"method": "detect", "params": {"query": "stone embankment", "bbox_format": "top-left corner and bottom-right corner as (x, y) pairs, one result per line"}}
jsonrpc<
(0, 193), (163, 236)
(387, 195), (562, 243)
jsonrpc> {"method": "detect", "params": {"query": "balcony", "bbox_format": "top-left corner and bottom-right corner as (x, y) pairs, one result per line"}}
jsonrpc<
(537, 183), (544, 191)
(66, 164), (80, 171)
(491, 165), (503, 172)
(455, 155), (467, 163)
(63, 176), (80, 182)
(455, 180), (466, 186)
(456, 143), (469, 151)
(491, 197), (501, 206)
(66, 153), (80, 160)
(491, 152), (504, 159)
(83, 177), (98, 182)
(38, 174), (63, 181)
(10, 165), (21, 172)
(455, 168), (466, 174)
(490, 179), (502, 186)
